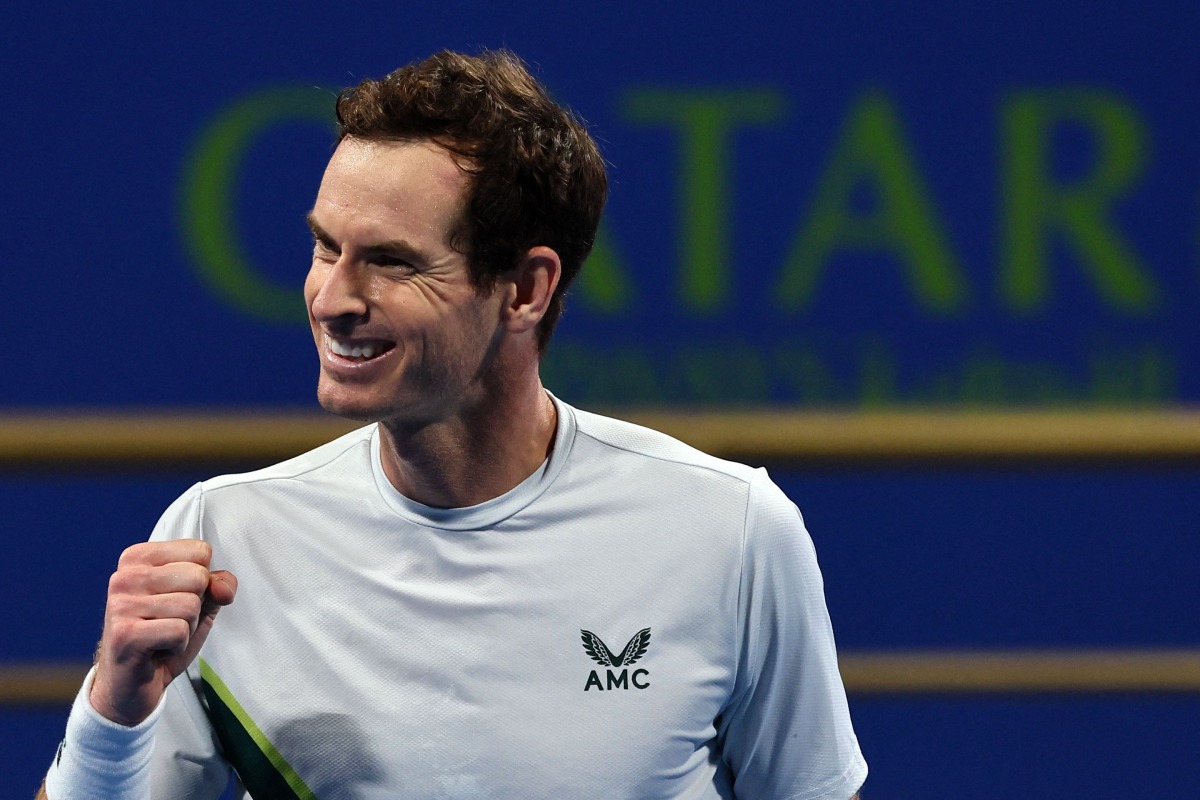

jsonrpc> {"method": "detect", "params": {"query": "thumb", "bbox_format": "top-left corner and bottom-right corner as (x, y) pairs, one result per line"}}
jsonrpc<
(204, 570), (238, 612)
(178, 570), (238, 671)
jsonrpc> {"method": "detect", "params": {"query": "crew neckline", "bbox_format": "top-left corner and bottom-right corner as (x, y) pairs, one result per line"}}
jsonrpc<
(369, 393), (576, 530)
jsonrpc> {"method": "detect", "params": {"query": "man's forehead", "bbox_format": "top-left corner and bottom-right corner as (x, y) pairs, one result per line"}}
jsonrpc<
(326, 136), (468, 192)
(316, 136), (465, 203)
(313, 137), (469, 243)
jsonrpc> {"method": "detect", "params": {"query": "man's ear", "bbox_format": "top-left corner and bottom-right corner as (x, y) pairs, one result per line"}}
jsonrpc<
(503, 246), (561, 334)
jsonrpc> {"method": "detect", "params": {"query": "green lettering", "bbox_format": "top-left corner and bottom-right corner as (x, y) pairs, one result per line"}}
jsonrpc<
(776, 92), (967, 314)
(773, 346), (840, 404)
(181, 86), (334, 323)
(576, 225), (633, 313)
(541, 343), (660, 404)
(623, 89), (786, 312)
(674, 344), (770, 403)
(959, 352), (1009, 405)
(1091, 346), (1176, 404)
(859, 340), (900, 407)
(1000, 91), (1157, 312)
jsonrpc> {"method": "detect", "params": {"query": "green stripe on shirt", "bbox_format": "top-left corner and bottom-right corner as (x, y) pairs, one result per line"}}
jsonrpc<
(199, 658), (318, 800)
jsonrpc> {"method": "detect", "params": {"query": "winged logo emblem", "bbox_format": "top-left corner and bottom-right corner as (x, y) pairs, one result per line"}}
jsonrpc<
(580, 627), (651, 667)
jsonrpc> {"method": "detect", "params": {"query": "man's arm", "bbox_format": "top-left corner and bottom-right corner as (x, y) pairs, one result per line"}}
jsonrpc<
(39, 540), (237, 799)
(720, 472), (867, 798)
(90, 540), (236, 725)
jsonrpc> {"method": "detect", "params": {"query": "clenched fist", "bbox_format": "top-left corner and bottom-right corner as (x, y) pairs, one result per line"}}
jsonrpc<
(89, 540), (237, 726)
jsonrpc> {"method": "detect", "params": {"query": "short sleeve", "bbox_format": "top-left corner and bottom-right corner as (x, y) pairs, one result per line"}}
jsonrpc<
(716, 470), (867, 799)
(147, 482), (205, 544)
(146, 483), (233, 798)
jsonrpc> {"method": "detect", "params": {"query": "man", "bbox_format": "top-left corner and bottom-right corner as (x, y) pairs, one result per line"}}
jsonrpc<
(41, 50), (866, 799)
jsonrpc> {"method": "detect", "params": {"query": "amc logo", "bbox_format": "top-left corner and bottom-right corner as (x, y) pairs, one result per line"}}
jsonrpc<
(581, 628), (652, 692)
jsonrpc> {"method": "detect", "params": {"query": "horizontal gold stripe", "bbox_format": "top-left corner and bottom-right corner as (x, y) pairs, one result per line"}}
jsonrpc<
(3, 408), (1200, 466)
(0, 663), (88, 705)
(0, 411), (359, 467)
(3, 650), (1198, 705)
(621, 408), (1200, 462)
(839, 649), (1200, 694)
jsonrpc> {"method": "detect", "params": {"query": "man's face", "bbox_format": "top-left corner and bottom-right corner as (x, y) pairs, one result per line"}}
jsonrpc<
(304, 137), (506, 425)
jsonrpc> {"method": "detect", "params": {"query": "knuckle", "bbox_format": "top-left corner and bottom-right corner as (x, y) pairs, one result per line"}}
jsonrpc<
(168, 618), (192, 649)
(109, 563), (151, 594)
(157, 592), (202, 621)
(106, 617), (137, 646)
(108, 566), (137, 594)
(180, 563), (210, 592)
(116, 544), (144, 568)
(185, 540), (213, 566)
(106, 593), (133, 620)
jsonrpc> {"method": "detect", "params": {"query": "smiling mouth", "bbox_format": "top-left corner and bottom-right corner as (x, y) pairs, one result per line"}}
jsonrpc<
(325, 334), (396, 361)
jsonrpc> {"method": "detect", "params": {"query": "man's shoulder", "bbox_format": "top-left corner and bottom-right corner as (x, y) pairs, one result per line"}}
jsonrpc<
(568, 404), (760, 486)
(198, 423), (377, 495)
(147, 424), (378, 545)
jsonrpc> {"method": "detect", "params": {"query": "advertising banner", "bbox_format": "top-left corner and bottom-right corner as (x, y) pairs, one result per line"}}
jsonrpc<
(5, 2), (1196, 409)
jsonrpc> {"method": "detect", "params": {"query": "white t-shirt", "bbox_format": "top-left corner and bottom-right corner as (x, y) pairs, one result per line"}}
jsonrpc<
(141, 397), (866, 799)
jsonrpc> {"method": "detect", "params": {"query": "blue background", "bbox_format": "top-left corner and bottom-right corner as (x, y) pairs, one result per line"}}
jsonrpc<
(3, 1), (1198, 408)
(3, 1), (1198, 796)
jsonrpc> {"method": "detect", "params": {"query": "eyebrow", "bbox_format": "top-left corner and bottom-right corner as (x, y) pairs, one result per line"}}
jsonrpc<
(305, 212), (426, 262)
(305, 213), (337, 248)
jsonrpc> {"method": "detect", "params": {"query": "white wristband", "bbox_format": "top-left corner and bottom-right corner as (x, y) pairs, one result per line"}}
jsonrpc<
(43, 667), (164, 800)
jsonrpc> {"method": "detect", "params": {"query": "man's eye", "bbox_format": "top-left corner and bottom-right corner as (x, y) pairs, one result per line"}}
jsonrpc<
(375, 256), (414, 270)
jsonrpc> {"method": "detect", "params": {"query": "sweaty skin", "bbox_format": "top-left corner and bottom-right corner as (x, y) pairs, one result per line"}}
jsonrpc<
(304, 137), (561, 509)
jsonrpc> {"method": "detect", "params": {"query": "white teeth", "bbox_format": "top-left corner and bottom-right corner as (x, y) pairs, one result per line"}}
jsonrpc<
(327, 336), (382, 359)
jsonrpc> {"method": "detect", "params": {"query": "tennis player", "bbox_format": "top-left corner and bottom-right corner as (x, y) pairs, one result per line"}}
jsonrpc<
(40, 49), (866, 799)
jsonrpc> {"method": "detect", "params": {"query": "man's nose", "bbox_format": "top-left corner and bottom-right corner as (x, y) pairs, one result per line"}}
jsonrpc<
(310, 258), (369, 322)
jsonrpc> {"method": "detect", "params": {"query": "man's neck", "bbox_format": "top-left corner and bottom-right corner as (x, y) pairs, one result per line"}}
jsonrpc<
(375, 381), (558, 509)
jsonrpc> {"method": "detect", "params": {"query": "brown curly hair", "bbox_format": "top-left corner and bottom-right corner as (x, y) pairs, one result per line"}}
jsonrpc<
(335, 49), (608, 353)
